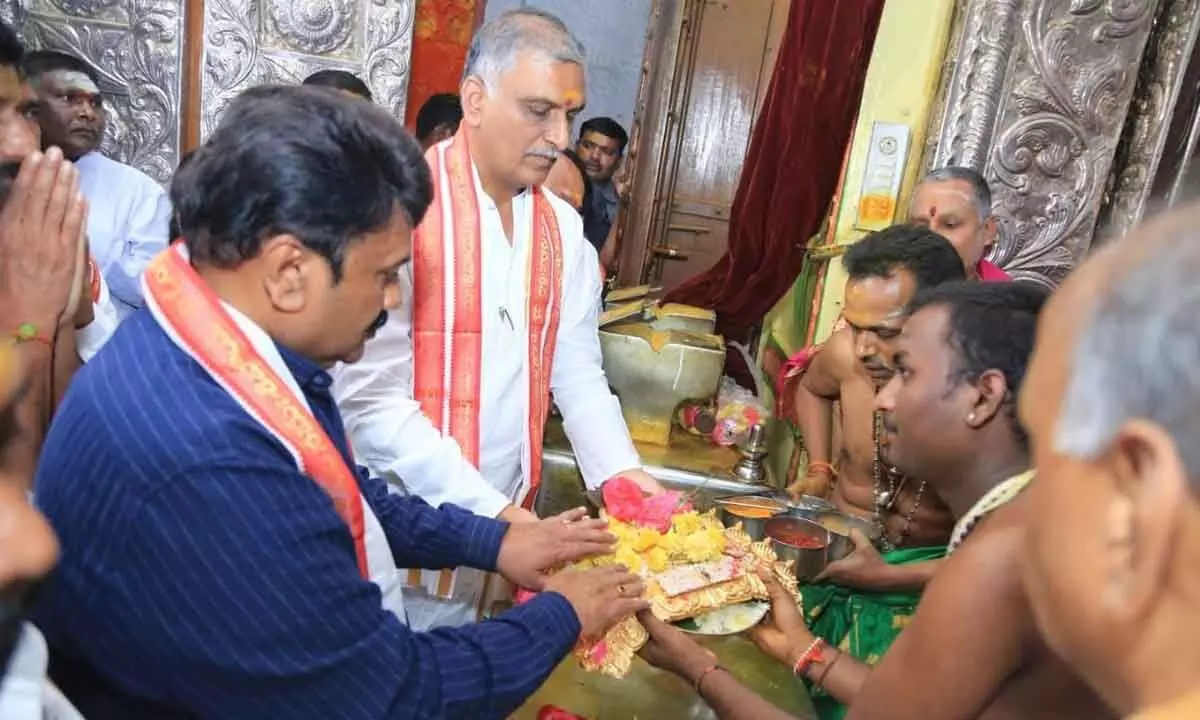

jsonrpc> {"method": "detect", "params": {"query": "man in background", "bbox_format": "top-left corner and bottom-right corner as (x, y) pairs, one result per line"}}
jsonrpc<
(1022, 204), (1200, 720)
(544, 148), (590, 216)
(908, 166), (1010, 281)
(575, 116), (627, 264)
(414, 92), (462, 150)
(23, 50), (171, 317)
(302, 69), (372, 101)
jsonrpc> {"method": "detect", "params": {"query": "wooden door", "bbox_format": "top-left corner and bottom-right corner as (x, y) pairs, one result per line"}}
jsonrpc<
(620, 0), (789, 291)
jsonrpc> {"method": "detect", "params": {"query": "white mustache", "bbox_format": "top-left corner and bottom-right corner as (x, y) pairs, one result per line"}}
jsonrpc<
(526, 148), (559, 161)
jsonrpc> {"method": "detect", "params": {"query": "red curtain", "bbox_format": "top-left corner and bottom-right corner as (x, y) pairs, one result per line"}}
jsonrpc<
(404, 0), (482, 129)
(665, 0), (886, 344)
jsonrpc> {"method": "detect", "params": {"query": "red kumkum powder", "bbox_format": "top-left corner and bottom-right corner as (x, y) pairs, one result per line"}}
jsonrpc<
(772, 527), (826, 549)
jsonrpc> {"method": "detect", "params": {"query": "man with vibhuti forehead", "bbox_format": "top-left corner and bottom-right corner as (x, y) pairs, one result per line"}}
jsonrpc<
(333, 7), (663, 631)
(634, 282), (1111, 720)
(908, 166), (1010, 282)
(23, 50), (170, 317)
(782, 226), (966, 712)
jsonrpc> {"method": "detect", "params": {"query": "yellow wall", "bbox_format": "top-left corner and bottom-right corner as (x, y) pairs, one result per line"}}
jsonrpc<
(811, 0), (956, 342)
(757, 0), (956, 487)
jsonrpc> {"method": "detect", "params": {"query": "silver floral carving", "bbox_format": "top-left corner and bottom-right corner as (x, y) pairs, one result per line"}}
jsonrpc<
(265, 0), (356, 57)
(16, 0), (184, 185)
(1097, 0), (1200, 239)
(931, 0), (1158, 288)
(201, 0), (414, 139)
(929, 0), (1022, 173)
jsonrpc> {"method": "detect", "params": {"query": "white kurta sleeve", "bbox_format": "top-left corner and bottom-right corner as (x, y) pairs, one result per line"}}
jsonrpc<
(332, 269), (512, 519)
(74, 271), (120, 362)
(549, 213), (641, 488)
(104, 180), (171, 311)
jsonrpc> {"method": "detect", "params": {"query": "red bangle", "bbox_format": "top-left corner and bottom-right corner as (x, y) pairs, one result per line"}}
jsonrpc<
(792, 637), (827, 677)
(12, 323), (51, 347)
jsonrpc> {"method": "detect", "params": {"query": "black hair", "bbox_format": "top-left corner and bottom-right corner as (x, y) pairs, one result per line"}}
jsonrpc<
(559, 147), (591, 215)
(21, 50), (98, 85)
(171, 85), (431, 280)
(578, 117), (628, 153)
(908, 281), (1049, 448)
(167, 149), (197, 241)
(0, 21), (22, 70)
(301, 69), (372, 102)
(414, 93), (462, 143)
(842, 224), (967, 291)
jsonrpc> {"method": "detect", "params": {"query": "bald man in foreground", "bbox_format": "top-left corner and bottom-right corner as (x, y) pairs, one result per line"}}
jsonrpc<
(1021, 202), (1200, 719)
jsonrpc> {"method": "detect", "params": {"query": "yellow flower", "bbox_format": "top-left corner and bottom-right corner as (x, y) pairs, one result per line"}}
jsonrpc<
(633, 528), (660, 552)
(644, 547), (670, 573)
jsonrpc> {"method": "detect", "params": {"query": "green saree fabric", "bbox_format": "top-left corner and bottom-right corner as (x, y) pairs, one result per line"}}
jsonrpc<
(799, 546), (947, 720)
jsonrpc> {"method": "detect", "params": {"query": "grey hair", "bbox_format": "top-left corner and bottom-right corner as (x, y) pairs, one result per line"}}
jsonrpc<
(462, 8), (585, 90)
(918, 166), (993, 222)
(1054, 232), (1200, 477)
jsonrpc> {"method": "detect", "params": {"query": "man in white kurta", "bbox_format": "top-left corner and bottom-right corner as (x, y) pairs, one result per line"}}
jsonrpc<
(24, 52), (171, 317)
(74, 151), (171, 316)
(333, 7), (661, 630)
(75, 257), (119, 362)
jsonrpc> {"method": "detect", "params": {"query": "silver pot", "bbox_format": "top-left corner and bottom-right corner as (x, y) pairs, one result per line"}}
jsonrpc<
(785, 494), (837, 522)
(765, 516), (832, 583)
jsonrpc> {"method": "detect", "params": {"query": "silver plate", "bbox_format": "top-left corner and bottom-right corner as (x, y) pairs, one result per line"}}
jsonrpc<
(674, 600), (770, 636)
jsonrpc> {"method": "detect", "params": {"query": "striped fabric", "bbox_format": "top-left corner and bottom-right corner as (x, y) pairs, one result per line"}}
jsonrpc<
(32, 311), (580, 719)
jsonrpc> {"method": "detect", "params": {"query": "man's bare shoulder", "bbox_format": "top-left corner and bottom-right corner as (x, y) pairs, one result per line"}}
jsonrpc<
(848, 491), (1038, 719)
(936, 495), (1029, 600)
(806, 328), (858, 388)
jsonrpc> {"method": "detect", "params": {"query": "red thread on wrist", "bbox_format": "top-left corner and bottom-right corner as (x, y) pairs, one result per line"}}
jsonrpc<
(792, 637), (827, 677)
(808, 462), (837, 477)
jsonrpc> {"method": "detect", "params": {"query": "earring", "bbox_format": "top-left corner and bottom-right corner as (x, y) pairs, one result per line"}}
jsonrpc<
(967, 412), (976, 423)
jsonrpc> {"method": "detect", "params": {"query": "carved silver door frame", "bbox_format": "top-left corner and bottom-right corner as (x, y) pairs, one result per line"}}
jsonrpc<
(3, 0), (416, 185)
(927, 0), (1161, 288)
(6, 0), (185, 184)
(199, 0), (415, 140)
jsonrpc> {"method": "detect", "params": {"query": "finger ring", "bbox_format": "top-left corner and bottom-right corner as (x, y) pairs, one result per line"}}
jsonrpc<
(617, 584), (626, 596)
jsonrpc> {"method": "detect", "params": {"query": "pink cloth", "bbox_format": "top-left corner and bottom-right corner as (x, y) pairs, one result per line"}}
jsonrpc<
(977, 258), (1011, 282)
(601, 476), (691, 532)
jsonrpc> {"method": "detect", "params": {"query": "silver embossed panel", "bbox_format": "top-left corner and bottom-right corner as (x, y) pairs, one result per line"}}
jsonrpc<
(931, 0), (1158, 288)
(200, 0), (415, 139)
(14, 0), (185, 184)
